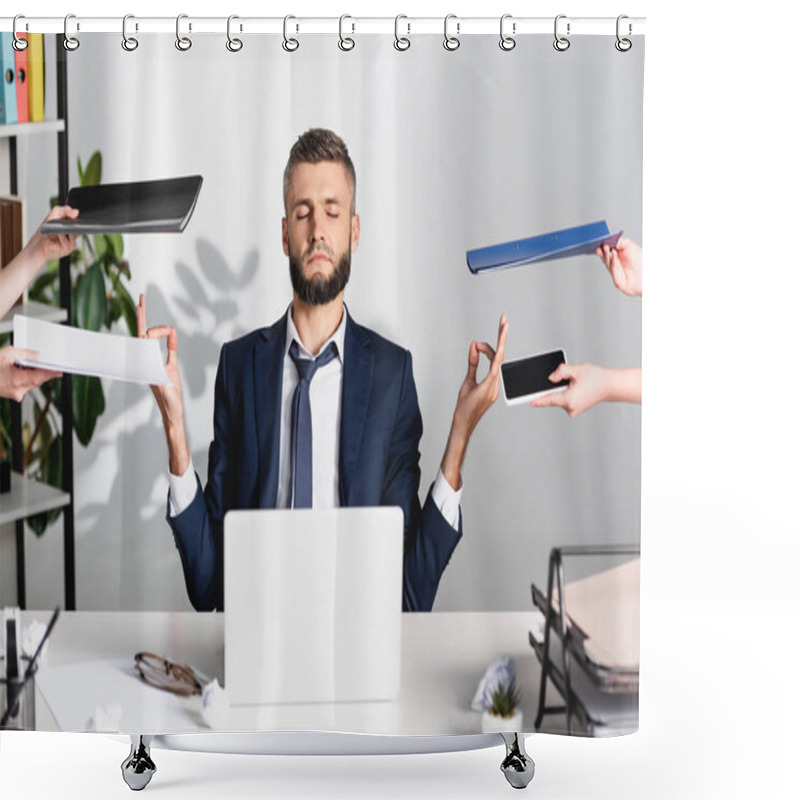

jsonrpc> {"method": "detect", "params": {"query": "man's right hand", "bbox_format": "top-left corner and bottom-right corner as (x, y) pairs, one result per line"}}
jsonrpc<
(136, 293), (191, 476)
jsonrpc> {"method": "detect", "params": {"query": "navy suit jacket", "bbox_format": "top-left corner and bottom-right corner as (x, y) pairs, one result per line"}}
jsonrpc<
(167, 311), (462, 612)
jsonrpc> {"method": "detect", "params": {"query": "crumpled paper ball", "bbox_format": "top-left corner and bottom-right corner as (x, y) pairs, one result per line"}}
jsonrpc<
(21, 619), (51, 664)
(471, 656), (517, 712)
(201, 679), (230, 728)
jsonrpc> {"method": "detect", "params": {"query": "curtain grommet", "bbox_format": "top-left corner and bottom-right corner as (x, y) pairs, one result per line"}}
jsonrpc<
(499, 14), (516, 51)
(394, 15), (410, 51)
(122, 14), (139, 51)
(554, 14), (570, 51)
(443, 14), (460, 51)
(226, 15), (243, 52)
(338, 14), (355, 51)
(283, 15), (299, 52)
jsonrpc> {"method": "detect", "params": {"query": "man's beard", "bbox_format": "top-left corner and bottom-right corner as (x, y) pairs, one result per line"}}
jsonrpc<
(289, 244), (351, 306)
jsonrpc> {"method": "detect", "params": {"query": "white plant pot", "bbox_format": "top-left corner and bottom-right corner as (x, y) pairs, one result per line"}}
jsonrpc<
(481, 708), (523, 734)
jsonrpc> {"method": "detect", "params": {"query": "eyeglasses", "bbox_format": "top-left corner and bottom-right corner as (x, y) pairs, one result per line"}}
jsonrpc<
(134, 652), (202, 697)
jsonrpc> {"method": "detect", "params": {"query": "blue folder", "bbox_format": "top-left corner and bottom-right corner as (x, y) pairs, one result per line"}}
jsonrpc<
(0, 33), (18, 125)
(466, 221), (622, 275)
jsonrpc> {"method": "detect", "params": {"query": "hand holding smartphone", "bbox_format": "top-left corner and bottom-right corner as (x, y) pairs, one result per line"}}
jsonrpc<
(500, 349), (569, 406)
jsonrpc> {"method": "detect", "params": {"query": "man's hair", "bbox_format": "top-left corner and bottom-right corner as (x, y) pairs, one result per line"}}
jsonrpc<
(283, 128), (357, 212)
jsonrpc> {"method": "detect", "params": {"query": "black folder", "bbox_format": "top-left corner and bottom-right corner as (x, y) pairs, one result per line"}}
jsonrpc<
(41, 175), (203, 235)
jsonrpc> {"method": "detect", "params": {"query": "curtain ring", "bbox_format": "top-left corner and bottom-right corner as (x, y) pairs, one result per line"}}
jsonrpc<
(226, 15), (243, 52)
(499, 14), (515, 51)
(63, 13), (80, 51)
(122, 14), (139, 51)
(393, 15), (410, 51)
(443, 14), (460, 51)
(12, 15), (28, 51)
(175, 14), (192, 51)
(615, 14), (632, 52)
(338, 14), (355, 51)
(553, 14), (570, 51)
(283, 15), (299, 52)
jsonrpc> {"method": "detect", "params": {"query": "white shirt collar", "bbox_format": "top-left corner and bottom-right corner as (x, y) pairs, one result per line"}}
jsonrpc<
(285, 303), (347, 364)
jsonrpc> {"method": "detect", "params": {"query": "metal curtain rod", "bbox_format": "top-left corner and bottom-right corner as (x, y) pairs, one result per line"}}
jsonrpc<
(0, 15), (645, 36)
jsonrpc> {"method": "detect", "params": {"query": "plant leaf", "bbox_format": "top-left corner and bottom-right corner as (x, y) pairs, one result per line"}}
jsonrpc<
(26, 437), (63, 537)
(93, 234), (108, 260)
(107, 234), (124, 262)
(82, 151), (102, 187)
(117, 284), (139, 337)
(75, 263), (107, 331)
(72, 375), (105, 446)
(29, 270), (60, 298)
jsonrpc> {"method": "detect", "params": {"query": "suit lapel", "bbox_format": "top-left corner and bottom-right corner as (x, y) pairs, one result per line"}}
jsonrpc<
(255, 315), (286, 508)
(339, 313), (374, 505)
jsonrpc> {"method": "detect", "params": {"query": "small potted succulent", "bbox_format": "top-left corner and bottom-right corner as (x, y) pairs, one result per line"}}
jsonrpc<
(482, 677), (523, 733)
(472, 656), (524, 733)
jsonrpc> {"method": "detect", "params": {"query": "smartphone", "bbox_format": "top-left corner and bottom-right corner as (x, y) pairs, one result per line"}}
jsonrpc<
(501, 349), (569, 406)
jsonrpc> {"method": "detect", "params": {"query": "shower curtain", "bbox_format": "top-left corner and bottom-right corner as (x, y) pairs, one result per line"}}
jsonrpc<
(2, 20), (643, 742)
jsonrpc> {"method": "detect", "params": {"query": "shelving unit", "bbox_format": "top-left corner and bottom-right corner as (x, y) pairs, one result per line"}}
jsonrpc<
(0, 301), (68, 333)
(0, 35), (75, 611)
(0, 472), (70, 526)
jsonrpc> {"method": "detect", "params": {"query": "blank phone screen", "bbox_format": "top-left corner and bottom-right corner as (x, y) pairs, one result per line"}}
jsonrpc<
(502, 350), (568, 399)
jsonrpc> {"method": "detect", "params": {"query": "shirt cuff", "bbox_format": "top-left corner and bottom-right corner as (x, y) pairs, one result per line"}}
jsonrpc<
(431, 467), (462, 530)
(168, 458), (198, 517)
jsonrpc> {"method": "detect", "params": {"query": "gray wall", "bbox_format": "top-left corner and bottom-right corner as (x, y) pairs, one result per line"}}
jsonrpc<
(16, 33), (643, 611)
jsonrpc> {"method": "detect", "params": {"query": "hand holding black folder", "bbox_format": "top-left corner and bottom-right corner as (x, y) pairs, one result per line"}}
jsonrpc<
(40, 176), (203, 235)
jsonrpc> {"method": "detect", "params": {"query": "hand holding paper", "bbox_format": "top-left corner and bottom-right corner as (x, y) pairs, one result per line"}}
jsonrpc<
(0, 345), (62, 402)
(136, 294), (191, 477)
(13, 316), (169, 386)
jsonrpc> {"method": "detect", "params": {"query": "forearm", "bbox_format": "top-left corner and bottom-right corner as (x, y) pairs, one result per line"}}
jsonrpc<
(0, 242), (45, 318)
(440, 420), (468, 492)
(164, 416), (191, 476)
(602, 367), (642, 405)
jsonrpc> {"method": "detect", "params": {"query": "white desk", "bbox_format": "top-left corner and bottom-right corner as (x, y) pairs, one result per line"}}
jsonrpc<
(23, 611), (569, 737)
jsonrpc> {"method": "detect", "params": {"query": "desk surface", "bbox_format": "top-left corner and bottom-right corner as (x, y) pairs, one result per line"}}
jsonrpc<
(24, 611), (567, 737)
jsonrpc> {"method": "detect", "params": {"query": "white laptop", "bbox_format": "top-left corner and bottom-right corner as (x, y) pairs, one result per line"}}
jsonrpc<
(224, 507), (403, 705)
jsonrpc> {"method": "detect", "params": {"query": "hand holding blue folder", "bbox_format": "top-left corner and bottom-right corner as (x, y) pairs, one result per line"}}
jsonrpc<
(466, 220), (622, 275)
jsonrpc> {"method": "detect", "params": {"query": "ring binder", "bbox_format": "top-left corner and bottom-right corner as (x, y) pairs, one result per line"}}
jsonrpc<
(500, 14), (516, 51)
(338, 14), (355, 51)
(12, 15), (27, 51)
(443, 14), (460, 51)
(226, 15), (243, 52)
(121, 14), (138, 52)
(63, 14), (80, 51)
(394, 15), (410, 51)
(175, 14), (192, 52)
(554, 14), (571, 51)
(282, 15), (299, 52)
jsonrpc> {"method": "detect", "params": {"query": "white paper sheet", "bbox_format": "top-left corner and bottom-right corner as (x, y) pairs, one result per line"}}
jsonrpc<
(13, 315), (169, 386)
(35, 658), (203, 733)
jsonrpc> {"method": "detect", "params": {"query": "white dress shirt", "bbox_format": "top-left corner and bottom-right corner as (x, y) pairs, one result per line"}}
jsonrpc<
(169, 305), (462, 528)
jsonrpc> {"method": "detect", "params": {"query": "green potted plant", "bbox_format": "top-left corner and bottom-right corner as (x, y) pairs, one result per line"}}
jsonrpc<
(482, 677), (523, 733)
(0, 150), (136, 536)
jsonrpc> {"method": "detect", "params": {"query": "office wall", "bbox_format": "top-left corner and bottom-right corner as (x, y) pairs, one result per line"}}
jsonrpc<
(16, 33), (642, 611)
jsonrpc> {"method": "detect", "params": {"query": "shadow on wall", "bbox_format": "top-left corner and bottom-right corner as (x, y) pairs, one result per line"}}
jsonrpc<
(75, 240), (260, 610)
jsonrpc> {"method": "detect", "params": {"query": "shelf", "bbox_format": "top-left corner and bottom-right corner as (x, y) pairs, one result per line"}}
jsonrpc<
(0, 301), (68, 334)
(0, 120), (66, 139)
(0, 470), (71, 526)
